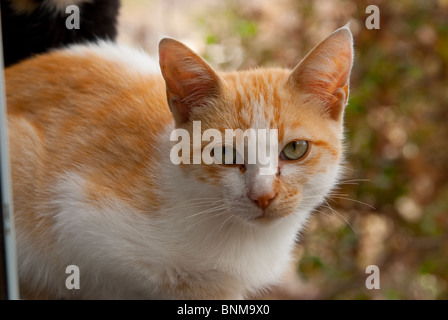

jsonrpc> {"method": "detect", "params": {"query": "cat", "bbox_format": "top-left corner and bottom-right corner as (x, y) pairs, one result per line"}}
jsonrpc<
(1, 0), (120, 67)
(6, 25), (353, 299)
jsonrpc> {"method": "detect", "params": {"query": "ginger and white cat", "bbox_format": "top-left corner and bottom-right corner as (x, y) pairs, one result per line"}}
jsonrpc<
(6, 26), (353, 299)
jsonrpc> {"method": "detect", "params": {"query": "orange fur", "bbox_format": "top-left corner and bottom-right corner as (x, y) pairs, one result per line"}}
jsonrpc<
(7, 51), (169, 251)
(7, 27), (353, 299)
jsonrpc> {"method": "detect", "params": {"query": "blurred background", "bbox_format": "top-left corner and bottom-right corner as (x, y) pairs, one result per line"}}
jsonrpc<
(118, 0), (448, 299)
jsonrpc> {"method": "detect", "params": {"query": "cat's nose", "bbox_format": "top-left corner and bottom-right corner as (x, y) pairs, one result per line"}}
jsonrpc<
(249, 192), (277, 210)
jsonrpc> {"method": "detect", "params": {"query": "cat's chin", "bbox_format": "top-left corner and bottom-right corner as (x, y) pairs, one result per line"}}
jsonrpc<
(236, 208), (294, 226)
(251, 213), (284, 225)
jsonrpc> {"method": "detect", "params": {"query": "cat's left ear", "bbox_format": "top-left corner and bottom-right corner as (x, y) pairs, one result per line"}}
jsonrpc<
(288, 25), (354, 121)
(159, 38), (223, 125)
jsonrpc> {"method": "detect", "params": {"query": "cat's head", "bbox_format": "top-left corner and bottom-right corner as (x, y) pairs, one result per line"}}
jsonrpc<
(159, 26), (353, 225)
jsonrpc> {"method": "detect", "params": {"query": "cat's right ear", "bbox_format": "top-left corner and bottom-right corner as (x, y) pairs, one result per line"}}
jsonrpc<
(159, 38), (222, 125)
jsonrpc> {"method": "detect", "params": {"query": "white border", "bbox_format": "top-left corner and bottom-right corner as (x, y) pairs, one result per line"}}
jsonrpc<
(0, 19), (20, 300)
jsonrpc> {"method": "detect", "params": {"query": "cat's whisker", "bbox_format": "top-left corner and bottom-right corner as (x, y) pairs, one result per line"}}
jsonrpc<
(177, 196), (223, 202)
(304, 189), (356, 234)
(338, 182), (364, 186)
(201, 209), (234, 241)
(330, 178), (371, 186)
(186, 205), (230, 226)
(206, 208), (234, 234)
(301, 195), (327, 200)
(184, 203), (228, 219)
(329, 195), (376, 210)
(216, 213), (235, 234)
(313, 208), (350, 229)
(188, 208), (231, 230)
(173, 202), (218, 210)
(171, 197), (226, 211)
(172, 197), (224, 207)
(173, 200), (225, 211)
(303, 184), (340, 193)
(186, 207), (228, 222)
(175, 199), (223, 206)
(329, 193), (350, 197)
(321, 200), (357, 234)
(339, 178), (371, 184)
(175, 196), (222, 203)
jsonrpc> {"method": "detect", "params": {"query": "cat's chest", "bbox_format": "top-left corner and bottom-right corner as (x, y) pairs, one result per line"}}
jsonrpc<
(49, 169), (301, 299)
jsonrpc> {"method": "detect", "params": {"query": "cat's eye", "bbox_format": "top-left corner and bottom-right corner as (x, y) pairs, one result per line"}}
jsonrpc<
(280, 140), (309, 161)
(212, 146), (239, 165)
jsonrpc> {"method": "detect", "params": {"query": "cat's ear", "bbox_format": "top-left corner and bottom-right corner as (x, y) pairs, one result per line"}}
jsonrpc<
(288, 26), (354, 121)
(159, 38), (222, 124)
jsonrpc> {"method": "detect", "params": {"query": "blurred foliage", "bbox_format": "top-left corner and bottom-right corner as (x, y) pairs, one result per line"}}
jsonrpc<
(120, 0), (448, 299)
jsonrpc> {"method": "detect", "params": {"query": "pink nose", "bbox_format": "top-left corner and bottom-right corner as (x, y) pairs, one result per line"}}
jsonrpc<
(249, 192), (277, 210)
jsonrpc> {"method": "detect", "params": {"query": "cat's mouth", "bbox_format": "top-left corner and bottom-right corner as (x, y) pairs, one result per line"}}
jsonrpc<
(245, 193), (300, 224)
(224, 193), (298, 225)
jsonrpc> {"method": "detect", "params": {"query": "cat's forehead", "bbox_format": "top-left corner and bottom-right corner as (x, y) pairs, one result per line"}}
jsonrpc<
(222, 69), (289, 104)
(205, 68), (341, 144)
(217, 69), (308, 140)
(221, 69), (289, 129)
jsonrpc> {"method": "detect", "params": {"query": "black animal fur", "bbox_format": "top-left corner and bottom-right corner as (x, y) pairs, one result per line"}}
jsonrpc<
(1, 0), (120, 67)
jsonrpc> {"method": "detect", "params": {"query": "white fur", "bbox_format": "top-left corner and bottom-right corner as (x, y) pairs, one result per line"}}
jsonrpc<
(15, 39), (348, 299)
(17, 126), (332, 299)
(67, 41), (161, 75)
(18, 168), (302, 299)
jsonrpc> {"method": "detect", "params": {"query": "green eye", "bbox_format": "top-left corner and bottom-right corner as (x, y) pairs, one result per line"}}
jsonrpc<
(281, 140), (309, 161)
(213, 146), (239, 164)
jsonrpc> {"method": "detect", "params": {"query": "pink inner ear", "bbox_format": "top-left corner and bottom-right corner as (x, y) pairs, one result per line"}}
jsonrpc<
(309, 55), (351, 101)
(159, 38), (221, 123)
(159, 46), (189, 98)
